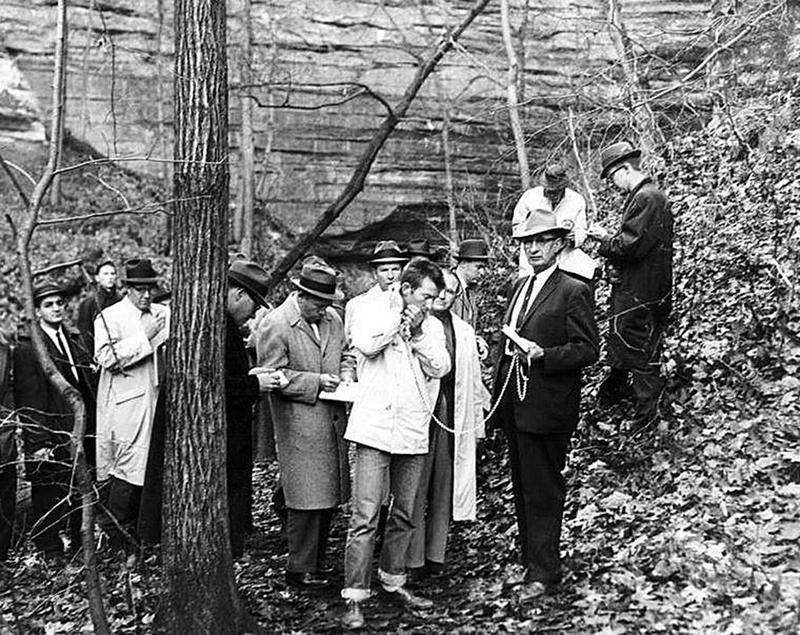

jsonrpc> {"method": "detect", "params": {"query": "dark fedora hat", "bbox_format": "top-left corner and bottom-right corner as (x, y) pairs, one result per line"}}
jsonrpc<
(456, 238), (490, 262)
(600, 141), (642, 179)
(512, 208), (571, 241)
(228, 259), (271, 308)
(369, 240), (407, 264)
(291, 262), (338, 301)
(405, 239), (436, 259)
(123, 259), (161, 285)
(542, 163), (570, 190)
(33, 278), (67, 303)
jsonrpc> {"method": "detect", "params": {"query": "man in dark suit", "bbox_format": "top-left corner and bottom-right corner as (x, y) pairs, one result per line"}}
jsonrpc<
(490, 208), (599, 599)
(14, 280), (97, 559)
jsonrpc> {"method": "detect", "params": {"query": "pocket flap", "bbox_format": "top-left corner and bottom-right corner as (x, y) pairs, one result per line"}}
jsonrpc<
(115, 387), (146, 404)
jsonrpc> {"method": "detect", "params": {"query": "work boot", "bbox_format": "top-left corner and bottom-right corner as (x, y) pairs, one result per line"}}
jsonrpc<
(341, 600), (365, 630)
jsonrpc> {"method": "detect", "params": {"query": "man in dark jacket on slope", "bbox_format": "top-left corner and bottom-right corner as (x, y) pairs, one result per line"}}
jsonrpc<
(587, 142), (673, 425)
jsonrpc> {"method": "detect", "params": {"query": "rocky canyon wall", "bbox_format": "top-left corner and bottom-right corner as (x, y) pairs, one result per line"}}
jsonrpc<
(1, 0), (711, 234)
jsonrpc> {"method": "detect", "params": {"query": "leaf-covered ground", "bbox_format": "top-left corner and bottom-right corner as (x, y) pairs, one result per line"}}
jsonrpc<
(1, 382), (797, 633)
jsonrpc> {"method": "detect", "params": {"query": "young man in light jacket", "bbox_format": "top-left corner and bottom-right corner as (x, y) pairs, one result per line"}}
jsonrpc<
(341, 257), (450, 630)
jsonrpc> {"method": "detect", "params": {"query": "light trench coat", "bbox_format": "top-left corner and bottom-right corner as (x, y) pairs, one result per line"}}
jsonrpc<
(94, 295), (169, 486)
(449, 312), (489, 521)
(345, 290), (451, 455)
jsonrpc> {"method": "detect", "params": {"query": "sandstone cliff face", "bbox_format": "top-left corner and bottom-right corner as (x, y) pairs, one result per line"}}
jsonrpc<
(0, 0), (710, 233)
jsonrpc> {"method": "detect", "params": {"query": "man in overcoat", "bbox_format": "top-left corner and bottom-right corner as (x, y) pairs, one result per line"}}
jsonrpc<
(451, 239), (490, 327)
(490, 209), (598, 599)
(257, 262), (351, 590)
(94, 259), (169, 546)
(14, 280), (97, 558)
(587, 142), (673, 424)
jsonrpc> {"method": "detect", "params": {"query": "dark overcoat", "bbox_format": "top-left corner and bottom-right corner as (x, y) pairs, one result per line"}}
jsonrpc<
(598, 178), (673, 368)
(491, 270), (599, 435)
(256, 294), (349, 510)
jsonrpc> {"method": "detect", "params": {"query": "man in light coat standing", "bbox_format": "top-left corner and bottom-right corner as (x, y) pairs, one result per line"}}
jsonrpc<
(257, 262), (351, 590)
(451, 239), (490, 328)
(94, 259), (169, 546)
(407, 268), (487, 580)
(341, 257), (450, 630)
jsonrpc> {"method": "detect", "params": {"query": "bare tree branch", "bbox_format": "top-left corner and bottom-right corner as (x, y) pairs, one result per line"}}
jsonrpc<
(32, 258), (83, 278)
(0, 151), (31, 208)
(240, 80), (395, 117)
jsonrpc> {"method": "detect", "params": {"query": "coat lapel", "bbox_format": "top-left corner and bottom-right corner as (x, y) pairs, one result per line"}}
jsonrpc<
(518, 270), (561, 329)
(285, 294), (320, 348)
(503, 278), (527, 326)
(318, 311), (331, 354)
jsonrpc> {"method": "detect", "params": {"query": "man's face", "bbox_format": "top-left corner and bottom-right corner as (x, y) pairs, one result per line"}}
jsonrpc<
(95, 264), (117, 291)
(298, 293), (331, 324)
(127, 284), (156, 312)
(521, 232), (566, 273)
(401, 277), (440, 313)
(432, 272), (460, 314)
(458, 261), (487, 285)
(608, 164), (630, 191)
(37, 294), (66, 328)
(228, 288), (258, 327)
(543, 186), (566, 205)
(374, 263), (402, 291)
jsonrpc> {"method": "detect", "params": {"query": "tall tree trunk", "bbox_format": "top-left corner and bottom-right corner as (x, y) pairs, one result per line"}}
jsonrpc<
(239, 0), (255, 257)
(50, 4), (68, 207)
(500, 0), (530, 189)
(158, 0), (249, 631)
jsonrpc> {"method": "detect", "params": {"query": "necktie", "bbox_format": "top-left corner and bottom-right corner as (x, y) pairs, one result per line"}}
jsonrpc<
(56, 329), (80, 383)
(515, 275), (537, 330)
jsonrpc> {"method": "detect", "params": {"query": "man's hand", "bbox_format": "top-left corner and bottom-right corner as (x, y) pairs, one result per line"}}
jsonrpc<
(476, 335), (489, 361)
(250, 367), (289, 391)
(320, 373), (341, 392)
(31, 447), (53, 462)
(402, 305), (425, 335)
(514, 335), (545, 362)
(143, 312), (166, 340)
(586, 223), (610, 241)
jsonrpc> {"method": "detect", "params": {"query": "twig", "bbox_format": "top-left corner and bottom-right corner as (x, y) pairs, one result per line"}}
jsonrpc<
(567, 108), (598, 219)
(32, 258), (83, 278)
(88, 173), (130, 209)
(36, 199), (185, 227)
(0, 151), (30, 207)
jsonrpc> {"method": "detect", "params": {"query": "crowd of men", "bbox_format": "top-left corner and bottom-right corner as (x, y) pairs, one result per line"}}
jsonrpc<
(0, 141), (673, 630)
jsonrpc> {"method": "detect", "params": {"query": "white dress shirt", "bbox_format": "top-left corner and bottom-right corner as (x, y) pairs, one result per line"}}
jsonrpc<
(40, 321), (79, 382)
(505, 264), (557, 356)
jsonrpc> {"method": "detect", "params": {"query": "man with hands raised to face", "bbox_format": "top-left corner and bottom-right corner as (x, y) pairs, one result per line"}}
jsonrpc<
(257, 261), (353, 591)
(489, 209), (599, 601)
(340, 257), (450, 630)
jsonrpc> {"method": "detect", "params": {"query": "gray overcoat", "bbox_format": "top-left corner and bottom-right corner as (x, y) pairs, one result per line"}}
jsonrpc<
(256, 293), (349, 510)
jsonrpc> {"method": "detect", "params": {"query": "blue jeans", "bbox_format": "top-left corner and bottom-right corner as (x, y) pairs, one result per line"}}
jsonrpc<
(342, 444), (426, 600)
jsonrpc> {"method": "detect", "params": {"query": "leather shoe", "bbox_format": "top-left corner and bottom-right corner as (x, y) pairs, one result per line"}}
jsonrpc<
(518, 580), (547, 602)
(316, 563), (335, 576)
(341, 600), (365, 630)
(285, 571), (330, 590)
(381, 585), (433, 610)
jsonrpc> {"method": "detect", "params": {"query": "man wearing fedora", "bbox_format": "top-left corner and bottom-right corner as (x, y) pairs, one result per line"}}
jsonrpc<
(341, 257), (450, 630)
(587, 142), (673, 425)
(94, 259), (170, 546)
(14, 280), (97, 559)
(257, 261), (352, 590)
(452, 238), (490, 328)
(225, 259), (286, 558)
(513, 163), (597, 281)
(489, 209), (598, 600)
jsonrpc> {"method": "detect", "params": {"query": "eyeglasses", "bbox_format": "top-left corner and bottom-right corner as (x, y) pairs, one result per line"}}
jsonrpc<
(523, 235), (562, 246)
(40, 298), (65, 308)
(128, 284), (156, 294)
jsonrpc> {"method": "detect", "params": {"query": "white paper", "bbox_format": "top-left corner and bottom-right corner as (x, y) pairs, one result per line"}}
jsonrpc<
(319, 382), (360, 403)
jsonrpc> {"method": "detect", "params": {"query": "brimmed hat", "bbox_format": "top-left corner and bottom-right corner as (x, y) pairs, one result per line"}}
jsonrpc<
(600, 141), (641, 179)
(291, 262), (338, 301)
(513, 208), (571, 241)
(33, 278), (67, 303)
(228, 259), (270, 308)
(456, 239), (490, 262)
(542, 163), (570, 190)
(405, 239), (435, 259)
(369, 240), (407, 264)
(123, 259), (161, 285)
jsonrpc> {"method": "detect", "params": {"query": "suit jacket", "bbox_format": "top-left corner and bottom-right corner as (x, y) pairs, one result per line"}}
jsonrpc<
(225, 315), (260, 468)
(256, 293), (349, 510)
(491, 269), (598, 435)
(13, 324), (96, 477)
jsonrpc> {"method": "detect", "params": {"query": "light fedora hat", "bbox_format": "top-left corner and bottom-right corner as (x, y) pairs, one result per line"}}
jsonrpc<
(512, 208), (572, 241)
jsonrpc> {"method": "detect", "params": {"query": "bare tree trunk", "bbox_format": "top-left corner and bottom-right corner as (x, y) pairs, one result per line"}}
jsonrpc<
(7, 2), (109, 632)
(155, 0), (169, 185)
(567, 107), (598, 218)
(607, 0), (660, 158)
(50, 4), (68, 207)
(441, 96), (459, 253)
(500, 0), (530, 189)
(267, 0), (492, 287)
(239, 0), (255, 257)
(158, 0), (251, 631)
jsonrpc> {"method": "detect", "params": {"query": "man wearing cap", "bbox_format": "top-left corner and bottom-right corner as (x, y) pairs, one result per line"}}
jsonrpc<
(257, 261), (351, 590)
(587, 142), (673, 424)
(513, 163), (596, 281)
(340, 257), (450, 630)
(77, 259), (121, 358)
(489, 209), (598, 600)
(94, 259), (170, 546)
(14, 280), (97, 559)
(225, 259), (286, 558)
(452, 239), (490, 328)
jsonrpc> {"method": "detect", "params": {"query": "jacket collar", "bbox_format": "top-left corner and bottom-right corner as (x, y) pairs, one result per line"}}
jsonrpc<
(286, 292), (330, 349)
(624, 176), (652, 209)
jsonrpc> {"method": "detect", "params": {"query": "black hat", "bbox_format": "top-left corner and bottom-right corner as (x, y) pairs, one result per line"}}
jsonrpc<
(405, 239), (435, 259)
(369, 240), (407, 264)
(123, 259), (161, 285)
(228, 259), (270, 308)
(542, 163), (570, 190)
(456, 239), (490, 262)
(33, 279), (66, 303)
(291, 262), (338, 301)
(600, 141), (642, 179)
